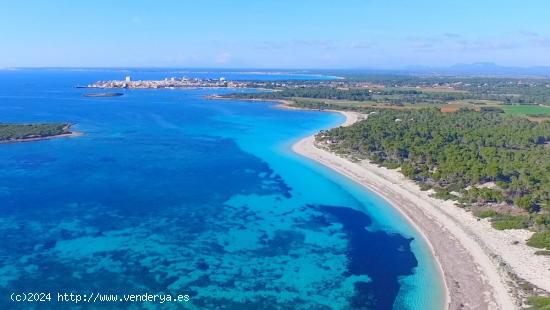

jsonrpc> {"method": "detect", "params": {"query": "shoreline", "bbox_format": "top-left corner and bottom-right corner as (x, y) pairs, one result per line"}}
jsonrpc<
(291, 110), (549, 309)
(206, 94), (550, 308)
(0, 125), (82, 144)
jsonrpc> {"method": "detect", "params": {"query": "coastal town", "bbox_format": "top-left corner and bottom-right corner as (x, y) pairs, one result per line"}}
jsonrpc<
(87, 76), (251, 89)
(86, 75), (337, 90)
(86, 75), (550, 98)
(86, 75), (421, 90)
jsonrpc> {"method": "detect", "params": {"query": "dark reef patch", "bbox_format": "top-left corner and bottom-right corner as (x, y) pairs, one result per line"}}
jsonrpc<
(316, 205), (418, 310)
(0, 74), (429, 309)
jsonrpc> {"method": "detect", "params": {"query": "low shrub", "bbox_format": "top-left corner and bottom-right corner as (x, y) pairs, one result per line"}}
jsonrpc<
(527, 231), (550, 250)
(473, 209), (498, 219)
(526, 296), (550, 309)
(490, 215), (529, 230)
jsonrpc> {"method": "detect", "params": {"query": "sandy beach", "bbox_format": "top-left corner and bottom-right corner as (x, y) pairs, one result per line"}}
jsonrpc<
(292, 110), (550, 310)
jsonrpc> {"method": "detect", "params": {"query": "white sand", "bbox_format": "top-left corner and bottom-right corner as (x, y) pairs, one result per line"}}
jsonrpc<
(292, 111), (550, 310)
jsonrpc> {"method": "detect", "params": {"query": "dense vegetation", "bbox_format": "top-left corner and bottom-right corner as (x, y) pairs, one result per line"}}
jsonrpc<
(226, 87), (374, 101)
(458, 79), (550, 105)
(233, 75), (550, 106)
(0, 123), (70, 141)
(333, 75), (550, 105)
(226, 87), (472, 105)
(318, 109), (550, 240)
(289, 100), (363, 111)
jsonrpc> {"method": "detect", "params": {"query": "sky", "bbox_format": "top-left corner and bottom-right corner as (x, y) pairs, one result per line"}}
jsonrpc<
(1, 0), (549, 68)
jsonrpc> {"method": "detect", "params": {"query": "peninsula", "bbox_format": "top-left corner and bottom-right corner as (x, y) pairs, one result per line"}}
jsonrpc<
(0, 123), (80, 143)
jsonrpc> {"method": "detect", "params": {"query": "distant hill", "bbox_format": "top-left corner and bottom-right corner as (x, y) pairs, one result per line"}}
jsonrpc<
(312, 64), (550, 79)
(403, 63), (550, 78)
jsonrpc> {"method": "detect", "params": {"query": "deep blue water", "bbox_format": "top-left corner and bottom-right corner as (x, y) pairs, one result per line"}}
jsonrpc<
(0, 69), (444, 309)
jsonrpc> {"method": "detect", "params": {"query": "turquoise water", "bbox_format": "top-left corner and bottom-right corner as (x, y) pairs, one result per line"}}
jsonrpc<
(0, 70), (444, 309)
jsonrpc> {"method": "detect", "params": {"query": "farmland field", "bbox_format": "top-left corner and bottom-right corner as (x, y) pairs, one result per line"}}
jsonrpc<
(500, 105), (550, 116)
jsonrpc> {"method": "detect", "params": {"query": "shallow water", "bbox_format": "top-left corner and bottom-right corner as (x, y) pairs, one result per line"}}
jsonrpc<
(0, 69), (444, 309)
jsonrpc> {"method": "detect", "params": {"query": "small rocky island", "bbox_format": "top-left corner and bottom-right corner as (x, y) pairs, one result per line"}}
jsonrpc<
(83, 92), (124, 97)
(0, 123), (80, 143)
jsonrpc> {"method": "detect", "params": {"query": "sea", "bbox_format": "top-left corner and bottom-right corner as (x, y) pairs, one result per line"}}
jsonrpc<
(0, 69), (445, 309)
